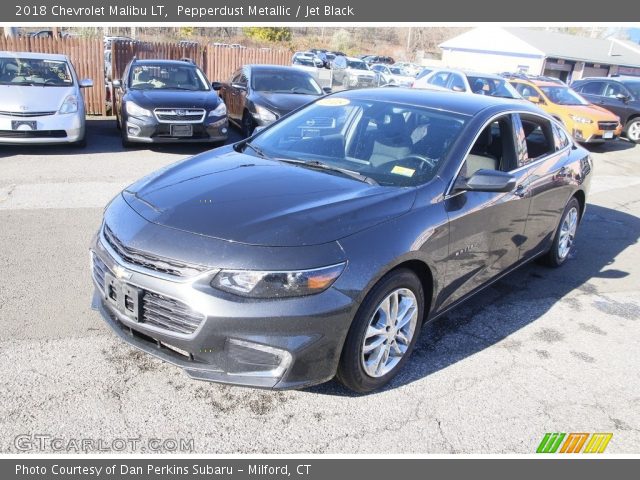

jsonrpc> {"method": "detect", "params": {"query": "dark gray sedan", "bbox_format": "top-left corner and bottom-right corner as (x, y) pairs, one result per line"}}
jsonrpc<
(91, 88), (592, 393)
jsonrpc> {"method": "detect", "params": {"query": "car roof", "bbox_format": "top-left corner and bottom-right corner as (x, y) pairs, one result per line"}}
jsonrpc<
(132, 59), (197, 67)
(0, 51), (69, 62)
(578, 76), (640, 83)
(332, 87), (538, 116)
(510, 78), (561, 88)
(249, 64), (310, 73)
(430, 68), (504, 80)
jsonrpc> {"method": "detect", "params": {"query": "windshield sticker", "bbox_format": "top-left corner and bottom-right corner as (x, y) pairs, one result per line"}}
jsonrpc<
(391, 166), (415, 177)
(316, 97), (350, 106)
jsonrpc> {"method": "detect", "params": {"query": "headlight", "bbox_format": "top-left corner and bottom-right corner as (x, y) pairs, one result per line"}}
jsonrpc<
(569, 114), (593, 124)
(208, 102), (227, 117)
(211, 263), (346, 298)
(254, 105), (277, 123)
(125, 101), (152, 117)
(58, 95), (78, 114)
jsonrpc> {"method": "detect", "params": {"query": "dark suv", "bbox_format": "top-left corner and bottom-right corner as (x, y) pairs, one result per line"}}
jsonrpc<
(362, 55), (395, 65)
(113, 59), (228, 148)
(572, 76), (640, 143)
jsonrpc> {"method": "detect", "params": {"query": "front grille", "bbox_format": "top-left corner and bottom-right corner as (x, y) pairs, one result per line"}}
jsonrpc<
(102, 224), (207, 278)
(0, 110), (56, 117)
(93, 254), (108, 288)
(0, 130), (66, 138)
(598, 121), (618, 131)
(141, 291), (205, 334)
(358, 76), (375, 83)
(154, 108), (205, 123)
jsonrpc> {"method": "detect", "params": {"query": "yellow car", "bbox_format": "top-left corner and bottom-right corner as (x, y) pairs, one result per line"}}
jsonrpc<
(509, 78), (622, 143)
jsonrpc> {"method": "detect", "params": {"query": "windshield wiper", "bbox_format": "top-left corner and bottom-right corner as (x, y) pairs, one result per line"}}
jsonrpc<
(242, 141), (270, 159)
(278, 158), (378, 185)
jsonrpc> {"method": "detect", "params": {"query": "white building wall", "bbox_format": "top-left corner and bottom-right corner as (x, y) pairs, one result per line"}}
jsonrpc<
(441, 49), (545, 75)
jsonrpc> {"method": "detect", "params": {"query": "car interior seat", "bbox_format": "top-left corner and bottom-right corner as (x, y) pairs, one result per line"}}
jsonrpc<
(368, 113), (413, 168)
(465, 126), (498, 176)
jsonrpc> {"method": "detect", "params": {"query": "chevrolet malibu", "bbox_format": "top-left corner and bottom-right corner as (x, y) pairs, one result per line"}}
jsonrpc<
(0, 51), (93, 146)
(91, 88), (592, 392)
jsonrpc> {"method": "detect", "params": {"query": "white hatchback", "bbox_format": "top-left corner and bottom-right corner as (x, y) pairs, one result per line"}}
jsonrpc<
(0, 51), (93, 146)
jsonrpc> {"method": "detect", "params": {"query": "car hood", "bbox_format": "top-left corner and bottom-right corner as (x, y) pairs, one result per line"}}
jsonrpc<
(346, 69), (376, 77)
(568, 104), (620, 121)
(0, 84), (75, 112)
(255, 92), (320, 116)
(125, 89), (222, 110)
(122, 148), (416, 247)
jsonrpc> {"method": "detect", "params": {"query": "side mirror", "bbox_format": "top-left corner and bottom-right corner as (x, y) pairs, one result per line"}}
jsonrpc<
(79, 79), (93, 88)
(211, 81), (223, 91)
(231, 83), (247, 90)
(111, 79), (122, 89)
(322, 87), (332, 94)
(615, 93), (629, 103)
(455, 169), (517, 193)
(528, 95), (542, 104)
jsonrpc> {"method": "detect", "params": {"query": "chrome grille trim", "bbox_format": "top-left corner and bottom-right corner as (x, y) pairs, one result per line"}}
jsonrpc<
(0, 110), (57, 117)
(141, 291), (204, 334)
(153, 108), (206, 124)
(102, 224), (208, 278)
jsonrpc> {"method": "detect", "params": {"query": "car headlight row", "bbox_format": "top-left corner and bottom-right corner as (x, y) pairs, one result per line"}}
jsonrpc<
(254, 105), (278, 123)
(59, 95), (78, 114)
(569, 114), (593, 124)
(126, 101), (152, 118)
(208, 102), (227, 117)
(210, 263), (346, 298)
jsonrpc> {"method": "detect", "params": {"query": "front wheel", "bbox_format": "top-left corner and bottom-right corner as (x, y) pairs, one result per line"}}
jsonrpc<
(337, 269), (424, 393)
(541, 197), (580, 267)
(624, 117), (640, 144)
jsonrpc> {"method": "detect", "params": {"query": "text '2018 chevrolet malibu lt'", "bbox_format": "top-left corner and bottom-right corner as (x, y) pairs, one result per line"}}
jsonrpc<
(91, 88), (592, 393)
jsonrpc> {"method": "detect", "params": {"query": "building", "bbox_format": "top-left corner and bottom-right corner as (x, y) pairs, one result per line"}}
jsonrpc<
(439, 27), (640, 82)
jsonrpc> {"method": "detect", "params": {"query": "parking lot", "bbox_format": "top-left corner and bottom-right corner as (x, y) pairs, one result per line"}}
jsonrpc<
(0, 118), (639, 454)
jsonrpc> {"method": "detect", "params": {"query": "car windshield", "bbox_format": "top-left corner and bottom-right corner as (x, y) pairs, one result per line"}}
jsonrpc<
(622, 81), (640, 98)
(390, 67), (405, 75)
(467, 76), (521, 99)
(539, 86), (589, 105)
(129, 64), (209, 91)
(293, 56), (318, 67)
(0, 56), (73, 86)
(252, 71), (322, 95)
(416, 68), (433, 79)
(248, 97), (468, 187)
(347, 60), (369, 70)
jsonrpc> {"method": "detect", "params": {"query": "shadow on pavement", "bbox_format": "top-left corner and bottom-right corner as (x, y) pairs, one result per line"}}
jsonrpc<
(307, 203), (640, 396)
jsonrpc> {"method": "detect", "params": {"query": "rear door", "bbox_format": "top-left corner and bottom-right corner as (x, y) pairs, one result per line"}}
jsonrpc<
(441, 114), (534, 308)
(577, 80), (629, 120)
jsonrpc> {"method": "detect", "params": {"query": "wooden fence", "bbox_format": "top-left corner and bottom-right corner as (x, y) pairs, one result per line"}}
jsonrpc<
(0, 36), (106, 116)
(112, 41), (291, 84)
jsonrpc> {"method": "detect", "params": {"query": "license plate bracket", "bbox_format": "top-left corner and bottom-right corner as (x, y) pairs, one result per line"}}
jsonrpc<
(12, 120), (37, 131)
(170, 124), (193, 137)
(104, 273), (141, 322)
(603, 131), (614, 139)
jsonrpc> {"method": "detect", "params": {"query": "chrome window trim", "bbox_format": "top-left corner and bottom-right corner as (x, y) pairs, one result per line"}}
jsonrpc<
(444, 110), (572, 199)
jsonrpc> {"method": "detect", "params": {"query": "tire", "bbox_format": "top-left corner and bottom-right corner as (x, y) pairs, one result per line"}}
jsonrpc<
(121, 127), (134, 149)
(624, 117), (640, 144)
(115, 111), (121, 131)
(72, 134), (87, 149)
(337, 269), (424, 393)
(242, 112), (255, 138)
(540, 197), (581, 267)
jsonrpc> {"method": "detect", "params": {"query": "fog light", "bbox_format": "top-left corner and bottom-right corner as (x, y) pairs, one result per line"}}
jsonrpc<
(222, 127), (228, 134)
(572, 129), (584, 140)
(127, 124), (141, 136)
(225, 338), (292, 378)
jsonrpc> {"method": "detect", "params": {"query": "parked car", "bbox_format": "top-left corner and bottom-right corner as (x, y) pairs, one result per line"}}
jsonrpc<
(509, 77), (622, 143)
(414, 69), (522, 100)
(370, 64), (415, 87)
(332, 56), (378, 88)
(393, 62), (422, 77)
(362, 55), (395, 65)
(112, 58), (228, 147)
(215, 65), (327, 137)
(91, 88), (591, 393)
(0, 52), (93, 146)
(103, 36), (134, 49)
(291, 51), (333, 89)
(572, 76), (640, 143)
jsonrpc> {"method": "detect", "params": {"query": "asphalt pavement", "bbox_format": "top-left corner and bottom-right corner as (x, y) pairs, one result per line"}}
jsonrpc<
(0, 118), (638, 453)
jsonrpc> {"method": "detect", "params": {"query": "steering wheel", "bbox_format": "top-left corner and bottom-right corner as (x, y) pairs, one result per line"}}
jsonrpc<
(396, 154), (437, 170)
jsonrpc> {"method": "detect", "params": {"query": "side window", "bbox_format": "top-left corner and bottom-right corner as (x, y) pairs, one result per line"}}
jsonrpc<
(604, 82), (627, 98)
(462, 115), (518, 177)
(239, 74), (248, 86)
(552, 122), (571, 150)
(429, 72), (450, 88)
(449, 74), (466, 92)
(578, 81), (605, 96)
(518, 115), (556, 164)
(231, 70), (242, 84)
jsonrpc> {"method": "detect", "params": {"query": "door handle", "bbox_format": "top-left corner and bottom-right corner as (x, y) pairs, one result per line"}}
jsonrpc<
(514, 184), (527, 198)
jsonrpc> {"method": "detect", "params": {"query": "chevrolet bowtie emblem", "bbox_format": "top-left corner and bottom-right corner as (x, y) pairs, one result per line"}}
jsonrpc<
(113, 265), (133, 280)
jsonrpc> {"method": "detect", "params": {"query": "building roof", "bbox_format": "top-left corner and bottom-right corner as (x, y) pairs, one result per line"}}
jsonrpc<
(440, 27), (640, 69)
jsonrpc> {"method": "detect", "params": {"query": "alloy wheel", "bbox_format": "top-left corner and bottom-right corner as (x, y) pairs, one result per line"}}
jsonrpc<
(558, 207), (578, 260)
(628, 121), (640, 142)
(361, 288), (418, 378)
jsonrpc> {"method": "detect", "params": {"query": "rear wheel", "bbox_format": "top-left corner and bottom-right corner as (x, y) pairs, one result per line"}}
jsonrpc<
(541, 197), (580, 267)
(624, 117), (640, 144)
(337, 269), (424, 393)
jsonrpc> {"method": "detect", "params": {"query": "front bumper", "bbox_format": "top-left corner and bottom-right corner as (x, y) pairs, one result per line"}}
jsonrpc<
(0, 111), (84, 144)
(572, 124), (623, 143)
(124, 114), (228, 144)
(89, 226), (354, 389)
